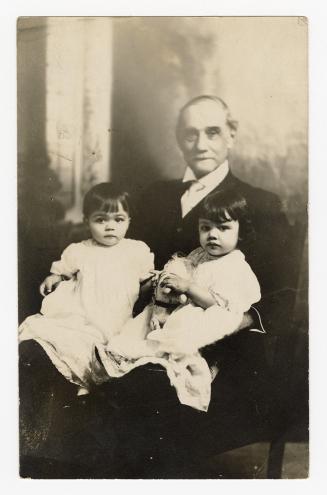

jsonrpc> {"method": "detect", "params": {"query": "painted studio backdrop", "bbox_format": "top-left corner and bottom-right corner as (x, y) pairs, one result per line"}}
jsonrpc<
(17, 17), (308, 355)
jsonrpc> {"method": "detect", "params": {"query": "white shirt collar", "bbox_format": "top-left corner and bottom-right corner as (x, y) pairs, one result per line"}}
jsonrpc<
(182, 160), (229, 188)
(180, 161), (230, 217)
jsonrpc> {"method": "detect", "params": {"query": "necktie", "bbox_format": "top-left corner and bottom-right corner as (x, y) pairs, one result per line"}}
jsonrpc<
(188, 180), (205, 194)
(181, 180), (205, 217)
(180, 180), (195, 194)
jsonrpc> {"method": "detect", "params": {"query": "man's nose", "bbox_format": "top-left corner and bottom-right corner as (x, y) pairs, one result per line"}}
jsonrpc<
(195, 131), (208, 151)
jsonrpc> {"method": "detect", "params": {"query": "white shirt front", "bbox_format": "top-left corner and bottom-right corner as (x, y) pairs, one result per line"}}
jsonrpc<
(181, 161), (229, 217)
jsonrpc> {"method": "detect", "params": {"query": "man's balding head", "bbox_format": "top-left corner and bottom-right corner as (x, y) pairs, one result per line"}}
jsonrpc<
(177, 95), (238, 139)
(176, 95), (238, 179)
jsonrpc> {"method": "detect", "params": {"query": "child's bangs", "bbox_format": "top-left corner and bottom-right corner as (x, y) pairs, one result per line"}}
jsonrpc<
(100, 198), (120, 213)
(205, 205), (237, 224)
(202, 191), (248, 225)
(83, 183), (131, 218)
(99, 196), (129, 215)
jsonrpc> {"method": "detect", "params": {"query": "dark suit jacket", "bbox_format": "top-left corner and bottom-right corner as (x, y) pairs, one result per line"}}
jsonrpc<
(132, 171), (292, 332)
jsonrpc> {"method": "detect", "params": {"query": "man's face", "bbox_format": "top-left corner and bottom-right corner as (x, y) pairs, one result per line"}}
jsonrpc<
(177, 100), (235, 179)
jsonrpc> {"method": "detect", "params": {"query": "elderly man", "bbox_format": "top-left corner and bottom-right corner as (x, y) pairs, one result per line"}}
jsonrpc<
(135, 95), (289, 331)
(121, 96), (293, 475)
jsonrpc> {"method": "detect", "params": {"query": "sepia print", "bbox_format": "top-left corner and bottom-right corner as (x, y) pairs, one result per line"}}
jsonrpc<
(17, 16), (308, 479)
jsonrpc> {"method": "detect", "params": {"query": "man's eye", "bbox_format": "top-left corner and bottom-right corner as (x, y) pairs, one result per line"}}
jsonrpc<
(183, 130), (198, 142)
(206, 128), (220, 138)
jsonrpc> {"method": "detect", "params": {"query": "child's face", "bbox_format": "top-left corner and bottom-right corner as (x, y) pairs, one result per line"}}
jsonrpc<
(87, 203), (130, 247)
(199, 216), (239, 257)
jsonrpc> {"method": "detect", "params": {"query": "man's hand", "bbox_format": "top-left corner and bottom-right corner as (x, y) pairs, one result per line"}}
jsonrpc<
(238, 311), (254, 330)
(39, 274), (63, 297)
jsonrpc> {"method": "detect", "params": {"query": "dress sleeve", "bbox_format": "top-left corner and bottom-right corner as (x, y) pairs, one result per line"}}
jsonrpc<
(224, 260), (261, 313)
(205, 255), (261, 314)
(50, 243), (81, 277)
(137, 242), (155, 282)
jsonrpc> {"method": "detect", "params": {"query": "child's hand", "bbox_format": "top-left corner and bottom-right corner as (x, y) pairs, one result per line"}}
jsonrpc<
(149, 270), (161, 286)
(150, 315), (161, 331)
(160, 274), (190, 295)
(39, 274), (63, 297)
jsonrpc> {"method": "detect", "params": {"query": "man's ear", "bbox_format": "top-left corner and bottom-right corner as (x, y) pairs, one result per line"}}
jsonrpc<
(176, 128), (183, 151)
(227, 119), (238, 149)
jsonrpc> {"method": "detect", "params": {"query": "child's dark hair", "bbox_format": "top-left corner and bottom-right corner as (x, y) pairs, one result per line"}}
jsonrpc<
(200, 189), (255, 245)
(83, 182), (131, 218)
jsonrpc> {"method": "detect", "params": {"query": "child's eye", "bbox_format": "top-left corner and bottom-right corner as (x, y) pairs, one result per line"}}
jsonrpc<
(200, 225), (210, 232)
(115, 217), (125, 223)
(95, 218), (105, 224)
(218, 225), (229, 231)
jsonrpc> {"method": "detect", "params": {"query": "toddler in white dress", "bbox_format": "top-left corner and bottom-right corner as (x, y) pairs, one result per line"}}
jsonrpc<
(19, 183), (154, 394)
(100, 189), (261, 411)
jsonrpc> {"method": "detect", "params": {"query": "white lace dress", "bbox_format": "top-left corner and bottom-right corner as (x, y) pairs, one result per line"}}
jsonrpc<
(99, 248), (261, 412)
(19, 238), (154, 388)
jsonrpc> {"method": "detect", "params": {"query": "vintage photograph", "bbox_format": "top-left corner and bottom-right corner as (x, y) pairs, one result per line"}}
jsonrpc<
(17, 16), (308, 479)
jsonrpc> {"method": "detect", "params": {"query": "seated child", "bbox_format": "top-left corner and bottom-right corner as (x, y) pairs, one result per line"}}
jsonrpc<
(19, 183), (154, 395)
(99, 189), (262, 412)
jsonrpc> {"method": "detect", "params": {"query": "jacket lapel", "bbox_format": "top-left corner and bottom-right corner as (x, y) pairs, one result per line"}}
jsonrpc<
(181, 171), (237, 221)
(167, 180), (194, 219)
